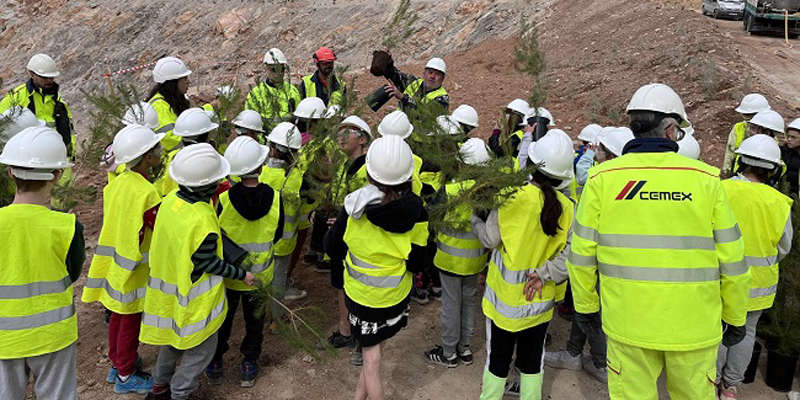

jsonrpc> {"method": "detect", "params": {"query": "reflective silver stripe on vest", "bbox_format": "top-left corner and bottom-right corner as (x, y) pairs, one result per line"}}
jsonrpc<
(95, 245), (147, 271)
(440, 228), (478, 241)
(147, 275), (224, 307)
(599, 262), (720, 282)
(0, 276), (71, 299)
(348, 252), (381, 269)
(576, 185), (584, 195)
(240, 242), (272, 253)
(746, 255), (778, 268)
(45, 121), (57, 128)
(155, 124), (175, 134)
(713, 225), (742, 244)
(436, 240), (487, 259)
(574, 221), (598, 242)
(281, 230), (297, 240)
(567, 252), (597, 267)
(300, 213), (310, 222)
(720, 258), (748, 276)
(483, 286), (554, 319)
(346, 265), (404, 288)
(750, 285), (777, 298)
(0, 304), (75, 331)
(142, 299), (225, 338)
(250, 258), (273, 274)
(84, 277), (146, 304)
(284, 214), (298, 224)
(598, 234), (715, 251)
(491, 251), (537, 285)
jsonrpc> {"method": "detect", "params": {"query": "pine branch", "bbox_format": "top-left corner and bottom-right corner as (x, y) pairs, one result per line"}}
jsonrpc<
(381, 0), (418, 49)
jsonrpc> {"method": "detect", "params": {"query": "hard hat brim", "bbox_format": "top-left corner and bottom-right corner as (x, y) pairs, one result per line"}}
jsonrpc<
(116, 133), (166, 164)
(32, 70), (60, 78)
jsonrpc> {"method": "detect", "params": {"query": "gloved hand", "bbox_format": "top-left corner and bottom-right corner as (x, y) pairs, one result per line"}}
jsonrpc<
(575, 312), (603, 338)
(722, 323), (747, 347)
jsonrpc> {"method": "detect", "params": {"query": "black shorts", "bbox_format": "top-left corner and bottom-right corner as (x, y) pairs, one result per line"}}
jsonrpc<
(345, 293), (410, 348)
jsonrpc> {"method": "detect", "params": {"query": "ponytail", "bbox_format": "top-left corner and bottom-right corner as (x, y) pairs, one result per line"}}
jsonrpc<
(532, 170), (563, 237)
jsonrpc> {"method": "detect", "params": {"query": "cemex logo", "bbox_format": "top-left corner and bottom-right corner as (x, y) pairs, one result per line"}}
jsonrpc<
(615, 180), (692, 201)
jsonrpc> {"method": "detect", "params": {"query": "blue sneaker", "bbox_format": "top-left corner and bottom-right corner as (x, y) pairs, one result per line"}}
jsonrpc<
(106, 366), (118, 384)
(240, 360), (259, 388)
(114, 369), (154, 394)
(205, 359), (223, 386)
(106, 357), (143, 384)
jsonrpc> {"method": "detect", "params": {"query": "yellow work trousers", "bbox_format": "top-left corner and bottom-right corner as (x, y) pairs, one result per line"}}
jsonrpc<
(607, 338), (717, 400)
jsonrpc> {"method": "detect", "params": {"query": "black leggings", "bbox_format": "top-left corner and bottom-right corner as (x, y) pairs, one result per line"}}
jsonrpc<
(487, 320), (549, 378)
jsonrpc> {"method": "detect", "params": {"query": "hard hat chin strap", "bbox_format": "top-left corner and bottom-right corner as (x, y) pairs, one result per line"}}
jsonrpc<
(10, 167), (55, 181)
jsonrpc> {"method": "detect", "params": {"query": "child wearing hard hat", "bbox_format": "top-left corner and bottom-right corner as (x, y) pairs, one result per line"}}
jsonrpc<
(140, 143), (256, 400)
(0, 127), (85, 400)
(780, 118), (800, 195)
(82, 124), (164, 395)
(324, 135), (430, 400)
(147, 57), (193, 152)
(472, 130), (575, 400)
(717, 134), (793, 400)
(422, 138), (491, 369)
(723, 93), (771, 176)
(204, 136), (284, 388)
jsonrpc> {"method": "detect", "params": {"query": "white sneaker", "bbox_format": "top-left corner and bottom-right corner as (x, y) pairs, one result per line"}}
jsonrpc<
(544, 349), (582, 370)
(284, 285), (307, 301)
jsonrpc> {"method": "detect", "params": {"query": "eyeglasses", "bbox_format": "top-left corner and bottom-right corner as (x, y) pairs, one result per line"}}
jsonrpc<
(666, 122), (686, 141)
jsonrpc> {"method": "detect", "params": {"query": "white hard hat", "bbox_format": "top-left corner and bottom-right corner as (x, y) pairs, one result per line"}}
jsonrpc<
(578, 124), (603, 143)
(788, 118), (800, 131)
(293, 97), (327, 120)
(521, 107), (556, 127)
(460, 138), (491, 165)
(598, 127), (635, 157)
(169, 143), (230, 187)
(425, 58), (447, 74)
(174, 107), (219, 137)
(224, 136), (269, 176)
(626, 83), (688, 125)
(324, 105), (342, 119)
(749, 110), (785, 134)
(121, 102), (160, 130)
(677, 134), (701, 160)
(0, 127), (73, 180)
(152, 57), (192, 84)
(377, 110), (414, 139)
(366, 135), (415, 185)
(736, 134), (782, 168)
(267, 122), (302, 150)
(1, 107), (45, 143)
(112, 124), (165, 165)
(435, 115), (462, 136)
(232, 110), (265, 133)
(527, 129), (575, 181)
(451, 104), (479, 128)
(339, 116), (372, 139)
(735, 93), (770, 115)
(216, 85), (235, 98)
(27, 54), (59, 78)
(506, 99), (529, 116)
(263, 48), (288, 65)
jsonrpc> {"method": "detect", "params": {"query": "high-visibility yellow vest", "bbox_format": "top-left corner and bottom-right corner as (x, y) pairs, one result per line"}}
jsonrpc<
(411, 154), (423, 196)
(402, 79), (447, 114)
(420, 171), (445, 194)
(722, 179), (792, 311)
(260, 165), (304, 256)
(0, 83), (76, 157)
(482, 185), (574, 332)
(246, 81), (301, 122)
(734, 121), (747, 149)
(140, 193), (228, 350)
(148, 93), (181, 151)
(301, 74), (345, 106)
(568, 151), (749, 351)
(82, 172), (161, 314)
(218, 188), (281, 291)
(332, 158), (369, 208)
(434, 180), (488, 276)
(343, 209), (429, 308)
(154, 148), (180, 197)
(0, 204), (77, 358)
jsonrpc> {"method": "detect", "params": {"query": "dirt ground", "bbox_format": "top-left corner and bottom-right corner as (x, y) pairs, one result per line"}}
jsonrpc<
(29, 0), (800, 399)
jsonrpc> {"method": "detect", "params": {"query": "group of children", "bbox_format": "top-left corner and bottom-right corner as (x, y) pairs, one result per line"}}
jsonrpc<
(0, 49), (797, 400)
